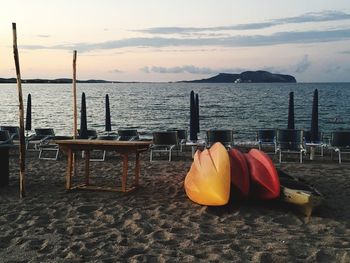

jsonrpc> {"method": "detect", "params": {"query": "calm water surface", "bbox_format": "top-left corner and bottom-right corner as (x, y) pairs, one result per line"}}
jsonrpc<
(1, 82), (349, 141)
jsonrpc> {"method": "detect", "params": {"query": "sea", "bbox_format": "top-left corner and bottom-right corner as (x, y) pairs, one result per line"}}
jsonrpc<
(1, 82), (349, 142)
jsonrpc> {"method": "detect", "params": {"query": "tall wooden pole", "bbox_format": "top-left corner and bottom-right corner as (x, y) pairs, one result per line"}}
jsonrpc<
(72, 51), (77, 177)
(73, 50), (77, 138)
(12, 23), (26, 198)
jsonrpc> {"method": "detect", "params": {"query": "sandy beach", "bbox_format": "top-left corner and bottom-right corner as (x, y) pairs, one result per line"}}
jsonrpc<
(0, 147), (349, 262)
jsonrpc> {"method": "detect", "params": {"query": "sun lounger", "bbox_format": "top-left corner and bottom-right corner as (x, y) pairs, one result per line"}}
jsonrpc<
(303, 131), (325, 159)
(0, 126), (20, 142)
(150, 131), (179, 161)
(167, 128), (187, 152)
(206, 129), (234, 149)
(275, 129), (306, 163)
(78, 129), (106, 161)
(26, 128), (56, 151)
(26, 128), (71, 160)
(329, 130), (350, 164)
(117, 129), (139, 141)
(256, 129), (276, 153)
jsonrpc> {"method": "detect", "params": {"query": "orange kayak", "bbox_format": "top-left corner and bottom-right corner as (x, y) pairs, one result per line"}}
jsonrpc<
(184, 142), (231, 206)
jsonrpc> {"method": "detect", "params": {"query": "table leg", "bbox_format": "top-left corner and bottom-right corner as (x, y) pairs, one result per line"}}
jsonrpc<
(85, 150), (90, 185)
(135, 152), (140, 187)
(310, 146), (315, 160)
(66, 149), (73, 189)
(121, 154), (129, 192)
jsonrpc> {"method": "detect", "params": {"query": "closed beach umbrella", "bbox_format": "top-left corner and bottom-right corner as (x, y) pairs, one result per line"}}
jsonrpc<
(25, 93), (31, 131)
(80, 92), (88, 139)
(287, 92), (295, 129)
(190, 90), (198, 141)
(310, 89), (319, 142)
(195, 93), (200, 133)
(105, 94), (112, 132)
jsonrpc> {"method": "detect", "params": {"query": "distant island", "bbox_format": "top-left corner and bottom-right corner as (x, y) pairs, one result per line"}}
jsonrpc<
(0, 70), (296, 84)
(180, 71), (296, 83)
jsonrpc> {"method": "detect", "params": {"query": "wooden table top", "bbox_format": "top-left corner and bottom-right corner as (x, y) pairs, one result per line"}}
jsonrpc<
(55, 139), (152, 146)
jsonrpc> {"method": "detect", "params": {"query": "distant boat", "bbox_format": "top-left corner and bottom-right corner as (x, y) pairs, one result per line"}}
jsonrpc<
(234, 78), (242, 83)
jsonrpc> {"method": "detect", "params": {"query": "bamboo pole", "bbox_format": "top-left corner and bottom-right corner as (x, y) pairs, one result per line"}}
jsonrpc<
(12, 23), (26, 198)
(72, 50), (77, 177)
(73, 50), (77, 138)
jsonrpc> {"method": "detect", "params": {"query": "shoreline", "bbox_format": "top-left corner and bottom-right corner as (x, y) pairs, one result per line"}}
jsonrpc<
(0, 147), (349, 262)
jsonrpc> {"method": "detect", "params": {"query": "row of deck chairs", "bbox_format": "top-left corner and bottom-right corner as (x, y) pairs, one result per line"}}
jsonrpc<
(150, 128), (350, 163)
(149, 129), (234, 161)
(257, 129), (350, 164)
(0, 126), (140, 161)
(35, 128), (140, 161)
(2, 126), (350, 163)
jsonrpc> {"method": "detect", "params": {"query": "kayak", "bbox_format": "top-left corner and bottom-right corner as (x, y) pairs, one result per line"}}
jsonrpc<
(278, 170), (322, 217)
(244, 149), (280, 200)
(228, 148), (250, 196)
(184, 142), (231, 206)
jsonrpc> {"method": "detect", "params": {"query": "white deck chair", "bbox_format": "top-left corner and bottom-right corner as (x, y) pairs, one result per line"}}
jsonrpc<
(330, 130), (350, 164)
(150, 131), (179, 161)
(276, 129), (306, 163)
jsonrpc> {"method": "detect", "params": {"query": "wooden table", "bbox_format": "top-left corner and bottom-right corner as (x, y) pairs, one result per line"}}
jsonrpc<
(56, 140), (151, 192)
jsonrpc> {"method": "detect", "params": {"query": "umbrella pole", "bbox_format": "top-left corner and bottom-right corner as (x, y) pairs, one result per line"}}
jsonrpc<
(25, 93), (31, 137)
(12, 23), (26, 198)
(288, 92), (295, 130)
(189, 91), (197, 141)
(105, 94), (111, 135)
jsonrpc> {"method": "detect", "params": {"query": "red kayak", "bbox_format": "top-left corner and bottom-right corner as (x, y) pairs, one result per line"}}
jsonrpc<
(228, 148), (250, 196)
(244, 149), (280, 200)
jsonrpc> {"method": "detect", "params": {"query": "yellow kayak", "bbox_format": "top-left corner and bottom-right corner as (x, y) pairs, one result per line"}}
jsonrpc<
(184, 142), (231, 206)
(279, 170), (322, 217)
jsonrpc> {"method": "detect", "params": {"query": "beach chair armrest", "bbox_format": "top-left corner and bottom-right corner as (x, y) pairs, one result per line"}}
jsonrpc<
(26, 134), (37, 140)
(150, 144), (176, 150)
(38, 135), (55, 145)
(0, 139), (13, 145)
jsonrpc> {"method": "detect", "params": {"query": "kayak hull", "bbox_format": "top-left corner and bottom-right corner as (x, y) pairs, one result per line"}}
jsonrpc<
(279, 170), (322, 217)
(229, 148), (250, 196)
(184, 142), (231, 206)
(244, 149), (280, 200)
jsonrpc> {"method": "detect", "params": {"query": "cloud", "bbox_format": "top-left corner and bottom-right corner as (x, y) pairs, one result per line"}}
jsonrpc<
(150, 48), (219, 53)
(281, 10), (350, 24)
(136, 23), (276, 34)
(136, 10), (350, 34)
(20, 28), (350, 52)
(141, 65), (213, 74)
(294, 54), (311, 73)
(140, 67), (150, 73)
(140, 65), (245, 75)
(36, 34), (50, 38)
(324, 64), (342, 74)
(109, 69), (123, 73)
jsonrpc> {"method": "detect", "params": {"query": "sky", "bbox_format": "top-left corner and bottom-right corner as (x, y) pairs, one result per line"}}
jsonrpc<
(1, 0), (350, 82)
